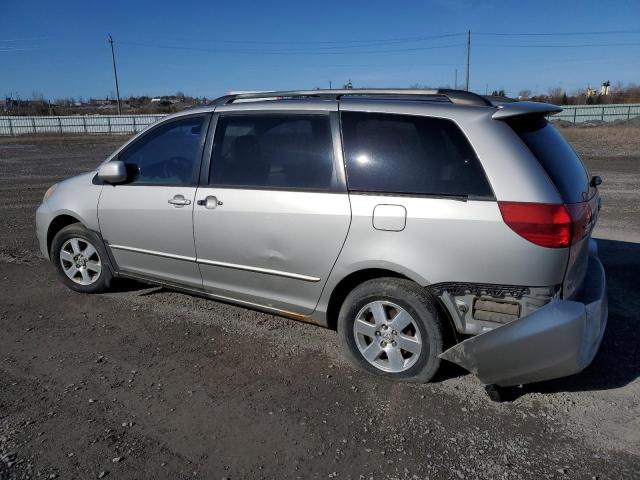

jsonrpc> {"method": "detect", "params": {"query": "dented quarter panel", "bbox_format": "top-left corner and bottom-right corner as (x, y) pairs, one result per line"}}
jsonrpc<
(314, 194), (569, 321)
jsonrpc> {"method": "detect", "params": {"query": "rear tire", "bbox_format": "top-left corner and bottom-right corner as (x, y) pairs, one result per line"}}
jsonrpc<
(50, 224), (112, 294)
(338, 277), (445, 382)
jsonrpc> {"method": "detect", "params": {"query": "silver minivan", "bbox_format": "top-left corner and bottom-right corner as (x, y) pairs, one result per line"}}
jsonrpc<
(36, 89), (607, 400)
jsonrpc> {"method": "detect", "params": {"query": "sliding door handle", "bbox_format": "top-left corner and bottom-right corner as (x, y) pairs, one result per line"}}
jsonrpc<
(197, 195), (223, 209)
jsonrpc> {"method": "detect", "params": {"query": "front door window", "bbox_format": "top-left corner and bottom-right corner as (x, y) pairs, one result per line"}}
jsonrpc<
(119, 115), (206, 186)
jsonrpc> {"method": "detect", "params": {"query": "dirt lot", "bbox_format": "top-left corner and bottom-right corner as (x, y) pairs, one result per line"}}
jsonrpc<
(0, 128), (639, 479)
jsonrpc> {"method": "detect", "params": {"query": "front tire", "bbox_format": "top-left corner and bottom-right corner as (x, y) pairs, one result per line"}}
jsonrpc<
(50, 224), (112, 293)
(338, 278), (445, 382)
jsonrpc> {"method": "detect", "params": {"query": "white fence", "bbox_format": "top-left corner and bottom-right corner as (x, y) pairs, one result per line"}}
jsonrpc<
(0, 114), (167, 136)
(552, 103), (640, 124)
(2, 103), (639, 136)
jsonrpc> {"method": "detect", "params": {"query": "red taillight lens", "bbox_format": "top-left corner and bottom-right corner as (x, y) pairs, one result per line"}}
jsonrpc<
(566, 202), (592, 243)
(498, 201), (572, 248)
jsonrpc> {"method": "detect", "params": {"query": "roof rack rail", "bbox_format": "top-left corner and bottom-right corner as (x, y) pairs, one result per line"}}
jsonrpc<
(210, 88), (493, 107)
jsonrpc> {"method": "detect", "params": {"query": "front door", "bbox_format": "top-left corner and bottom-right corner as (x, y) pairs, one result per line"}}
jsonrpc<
(193, 111), (351, 315)
(98, 114), (209, 288)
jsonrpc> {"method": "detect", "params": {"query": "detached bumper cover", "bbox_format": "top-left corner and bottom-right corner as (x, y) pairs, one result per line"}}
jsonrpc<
(439, 239), (607, 387)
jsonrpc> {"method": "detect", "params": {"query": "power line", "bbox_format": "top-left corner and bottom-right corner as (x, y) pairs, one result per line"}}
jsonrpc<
(114, 29), (640, 58)
(467, 54), (640, 66)
(0, 36), (47, 42)
(117, 58), (465, 70)
(477, 42), (640, 48)
(117, 41), (466, 55)
(313, 62), (464, 68)
(159, 37), (460, 52)
(117, 28), (640, 49)
(0, 47), (39, 52)
(147, 32), (466, 47)
(475, 29), (640, 36)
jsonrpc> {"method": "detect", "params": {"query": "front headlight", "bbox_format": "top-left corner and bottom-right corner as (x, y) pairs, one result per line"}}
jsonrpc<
(43, 184), (58, 203)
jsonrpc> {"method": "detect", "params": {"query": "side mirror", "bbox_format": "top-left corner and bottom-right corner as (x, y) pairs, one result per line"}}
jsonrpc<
(98, 160), (127, 184)
(590, 175), (602, 187)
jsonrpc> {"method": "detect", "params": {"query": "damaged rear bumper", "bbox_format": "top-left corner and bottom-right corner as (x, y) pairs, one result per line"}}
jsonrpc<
(439, 239), (607, 387)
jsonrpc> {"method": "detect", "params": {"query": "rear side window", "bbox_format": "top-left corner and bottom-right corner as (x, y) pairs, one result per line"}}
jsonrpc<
(119, 115), (205, 186)
(210, 114), (337, 191)
(340, 111), (493, 198)
(511, 119), (591, 204)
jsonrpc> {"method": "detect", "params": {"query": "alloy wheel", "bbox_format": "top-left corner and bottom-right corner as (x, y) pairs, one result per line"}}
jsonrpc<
(59, 238), (102, 286)
(353, 300), (422, 373)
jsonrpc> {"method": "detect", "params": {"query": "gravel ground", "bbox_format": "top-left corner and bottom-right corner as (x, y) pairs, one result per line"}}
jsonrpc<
(0, 130), (638, 479)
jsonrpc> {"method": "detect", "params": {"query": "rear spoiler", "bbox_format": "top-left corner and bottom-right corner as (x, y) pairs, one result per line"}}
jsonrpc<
(492, 101), (562, 120)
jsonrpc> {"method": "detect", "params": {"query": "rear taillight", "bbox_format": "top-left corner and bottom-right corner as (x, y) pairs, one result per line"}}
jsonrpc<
(566, 202), (592, 243)
(499, 201), (593, 248)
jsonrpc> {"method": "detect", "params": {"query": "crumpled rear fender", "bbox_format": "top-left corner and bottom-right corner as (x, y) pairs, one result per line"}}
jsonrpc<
(440, 241), (607, 387)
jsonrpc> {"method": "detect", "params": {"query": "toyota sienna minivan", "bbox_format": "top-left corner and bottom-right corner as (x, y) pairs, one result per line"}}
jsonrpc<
(36, 89), (607, 400)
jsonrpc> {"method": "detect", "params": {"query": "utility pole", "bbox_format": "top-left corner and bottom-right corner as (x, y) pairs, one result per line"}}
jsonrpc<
(108, 34), (122, 115)
(454, 69), (458, 89)
(465, 30), (471, 92)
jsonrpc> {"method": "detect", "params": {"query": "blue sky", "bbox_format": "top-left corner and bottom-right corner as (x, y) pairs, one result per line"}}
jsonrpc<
(2, 0), (639, 100)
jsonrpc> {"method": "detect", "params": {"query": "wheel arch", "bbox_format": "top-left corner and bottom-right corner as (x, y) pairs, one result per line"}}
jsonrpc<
(325, 268), (411, 330)
(46, 214), (83, 256)
(325, 268), (459, 346)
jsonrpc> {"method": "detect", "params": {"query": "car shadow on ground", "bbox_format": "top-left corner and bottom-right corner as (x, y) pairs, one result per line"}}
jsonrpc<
(106, 239), (639, 401)
(500, 238), (640, 401)
(108, 277), (156, 293)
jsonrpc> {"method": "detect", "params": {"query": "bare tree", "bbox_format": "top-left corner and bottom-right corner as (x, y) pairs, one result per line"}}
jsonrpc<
(518, 89), (531, 100)
(547, 87), (564, 104)
(409, 83), (433, 89)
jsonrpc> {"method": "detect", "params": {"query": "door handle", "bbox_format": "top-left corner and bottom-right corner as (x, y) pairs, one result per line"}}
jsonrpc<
(168, 195), (191, 207)
(197, 195), (223, 209)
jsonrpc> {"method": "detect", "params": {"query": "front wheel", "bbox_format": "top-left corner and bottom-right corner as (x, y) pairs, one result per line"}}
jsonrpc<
(50, 224), (112, 293)
(338, 278), (445, 382)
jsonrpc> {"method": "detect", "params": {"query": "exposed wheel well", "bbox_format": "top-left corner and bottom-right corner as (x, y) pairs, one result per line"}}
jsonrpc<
(47, 215), (81, 256)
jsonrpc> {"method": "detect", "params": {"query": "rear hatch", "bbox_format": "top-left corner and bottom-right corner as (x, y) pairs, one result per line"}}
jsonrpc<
(508, 116), (600, 298)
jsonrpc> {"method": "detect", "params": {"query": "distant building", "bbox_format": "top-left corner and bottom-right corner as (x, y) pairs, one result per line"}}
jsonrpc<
(601, 81), (611, 95)
(586, 85), (597, 97)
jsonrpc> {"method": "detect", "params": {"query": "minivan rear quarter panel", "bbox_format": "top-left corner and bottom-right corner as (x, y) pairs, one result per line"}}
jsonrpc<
(323, 194), (568, 289)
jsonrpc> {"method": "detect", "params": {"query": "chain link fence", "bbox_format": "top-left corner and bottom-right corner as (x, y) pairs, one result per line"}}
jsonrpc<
(0, 114), (167, 136)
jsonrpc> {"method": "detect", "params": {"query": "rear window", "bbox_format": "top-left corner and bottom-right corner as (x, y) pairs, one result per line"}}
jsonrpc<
(511, 118), (591, 204)
(340, 111), (493, 199)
